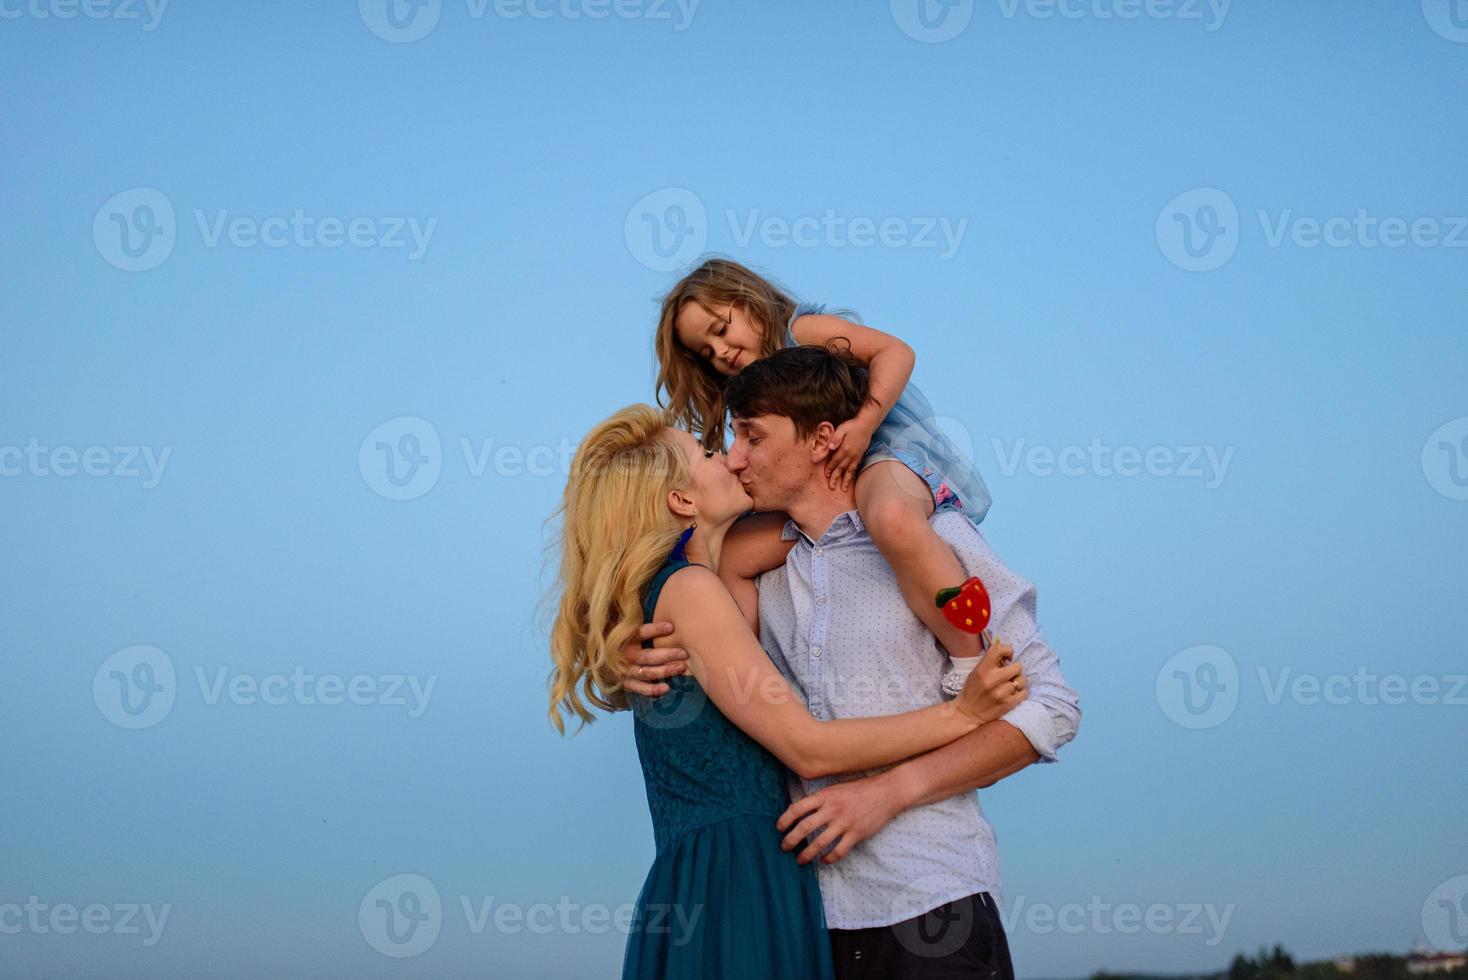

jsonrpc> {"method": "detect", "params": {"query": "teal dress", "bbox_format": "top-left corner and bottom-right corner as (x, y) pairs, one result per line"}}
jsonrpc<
(622, 542), (835, 980)
(785, 302), (993, 523)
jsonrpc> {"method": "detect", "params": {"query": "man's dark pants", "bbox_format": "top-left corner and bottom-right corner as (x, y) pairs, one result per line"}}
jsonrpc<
(828, 891), (1015, 980)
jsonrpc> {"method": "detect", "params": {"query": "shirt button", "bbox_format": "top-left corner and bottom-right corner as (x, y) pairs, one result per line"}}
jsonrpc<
(814, 548), (824, 556)
(817, 595), (827, 604)
(812, 647), (822, 658)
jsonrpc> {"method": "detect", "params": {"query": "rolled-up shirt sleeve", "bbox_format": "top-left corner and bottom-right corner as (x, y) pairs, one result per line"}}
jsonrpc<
(931, 509), (1081, 762)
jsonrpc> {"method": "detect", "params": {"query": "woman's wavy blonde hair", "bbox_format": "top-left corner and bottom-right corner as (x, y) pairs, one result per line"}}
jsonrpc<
(654, 257), (798, 452)
(546, 403), (693, 734)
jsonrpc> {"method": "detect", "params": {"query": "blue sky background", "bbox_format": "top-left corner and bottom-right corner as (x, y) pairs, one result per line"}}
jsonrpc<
(3, 1), (1466, 977)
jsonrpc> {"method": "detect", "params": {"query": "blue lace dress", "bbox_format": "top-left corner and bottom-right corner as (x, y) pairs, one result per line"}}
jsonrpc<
(784, 302), (993, 523)
(622, 549), (835, 980)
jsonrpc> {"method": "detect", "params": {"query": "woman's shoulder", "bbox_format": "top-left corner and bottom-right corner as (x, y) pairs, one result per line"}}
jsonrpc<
(643, 559), (718, 618)
(651, 561), (745, 627)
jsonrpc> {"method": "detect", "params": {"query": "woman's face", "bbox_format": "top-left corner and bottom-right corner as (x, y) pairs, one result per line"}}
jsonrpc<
(668, 428), (751, 523)
(673, 299), (764, 377)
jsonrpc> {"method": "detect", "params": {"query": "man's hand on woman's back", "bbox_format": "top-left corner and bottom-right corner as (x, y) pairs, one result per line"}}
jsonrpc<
(618, 621), (687, 699)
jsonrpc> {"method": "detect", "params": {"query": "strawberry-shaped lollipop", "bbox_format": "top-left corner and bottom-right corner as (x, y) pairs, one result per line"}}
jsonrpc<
(936, 576), (991, 636)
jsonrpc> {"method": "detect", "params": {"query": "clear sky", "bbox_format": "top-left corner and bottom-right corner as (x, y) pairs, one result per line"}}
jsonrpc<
(3, 1), (1466, 977)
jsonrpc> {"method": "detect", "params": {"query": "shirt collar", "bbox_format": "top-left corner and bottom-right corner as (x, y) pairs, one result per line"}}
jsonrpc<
(781, 509), (866, 547)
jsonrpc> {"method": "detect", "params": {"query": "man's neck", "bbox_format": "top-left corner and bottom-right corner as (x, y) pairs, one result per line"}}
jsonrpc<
(784, 482), (859, 544)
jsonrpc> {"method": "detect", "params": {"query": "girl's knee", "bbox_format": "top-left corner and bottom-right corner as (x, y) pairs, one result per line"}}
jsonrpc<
(859, 489), (932, 547)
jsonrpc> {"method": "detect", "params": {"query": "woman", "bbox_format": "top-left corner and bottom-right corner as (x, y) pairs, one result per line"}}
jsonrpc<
(547, 404), (1024, 979)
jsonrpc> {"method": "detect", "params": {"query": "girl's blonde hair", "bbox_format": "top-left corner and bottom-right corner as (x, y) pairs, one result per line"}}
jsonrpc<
(546, 404), (692, 733)
(654, 257), (798, 452)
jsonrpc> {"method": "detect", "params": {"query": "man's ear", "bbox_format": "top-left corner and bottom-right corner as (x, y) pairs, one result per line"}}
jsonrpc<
(808, 421), (838, 464)
(666, 487), (697, 521)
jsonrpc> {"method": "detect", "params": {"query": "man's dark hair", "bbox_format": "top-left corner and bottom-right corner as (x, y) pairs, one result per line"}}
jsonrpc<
(724, 343), (870, 442)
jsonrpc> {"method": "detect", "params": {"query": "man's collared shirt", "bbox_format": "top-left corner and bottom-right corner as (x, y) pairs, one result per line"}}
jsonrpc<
(756, 507), (1080, 930)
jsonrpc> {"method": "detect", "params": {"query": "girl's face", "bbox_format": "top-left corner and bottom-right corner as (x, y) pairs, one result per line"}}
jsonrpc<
(668, 428), (750, 524)
(673, 299), (764, 377)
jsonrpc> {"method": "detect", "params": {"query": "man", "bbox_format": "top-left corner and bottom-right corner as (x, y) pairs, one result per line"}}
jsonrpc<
(621, 344), (1080, 979)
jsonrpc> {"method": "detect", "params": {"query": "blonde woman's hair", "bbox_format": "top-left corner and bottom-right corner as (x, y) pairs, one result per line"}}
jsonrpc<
(546, 404), (693, 734)
(654, 257), (798, 452)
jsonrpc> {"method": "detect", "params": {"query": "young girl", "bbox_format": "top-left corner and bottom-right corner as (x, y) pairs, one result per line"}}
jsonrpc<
(653, 258), (996, 695)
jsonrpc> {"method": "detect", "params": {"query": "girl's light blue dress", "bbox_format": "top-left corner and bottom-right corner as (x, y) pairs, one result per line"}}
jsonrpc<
(785, 302), (992, 523)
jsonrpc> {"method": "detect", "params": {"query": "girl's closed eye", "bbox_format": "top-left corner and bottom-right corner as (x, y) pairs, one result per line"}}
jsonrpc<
(702, 448), (716, 459)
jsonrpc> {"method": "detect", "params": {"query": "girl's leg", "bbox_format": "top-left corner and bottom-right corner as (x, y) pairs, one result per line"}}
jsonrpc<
(720, 511), (797, 629)
(856, 461), (983, 672)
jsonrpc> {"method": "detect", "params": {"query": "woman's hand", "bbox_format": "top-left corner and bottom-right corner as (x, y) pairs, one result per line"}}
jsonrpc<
(954, 640), (1026, 725)
(617, 621), (687, 698)
(776, 771), (906, 865)
(824, 418), (875, 492)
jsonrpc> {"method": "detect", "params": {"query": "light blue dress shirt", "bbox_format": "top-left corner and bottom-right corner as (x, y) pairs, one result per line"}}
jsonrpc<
(755, 507), (1080, 930)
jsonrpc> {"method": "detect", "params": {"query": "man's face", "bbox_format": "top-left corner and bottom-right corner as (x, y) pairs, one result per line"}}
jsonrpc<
(725, 414), (821, 512)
